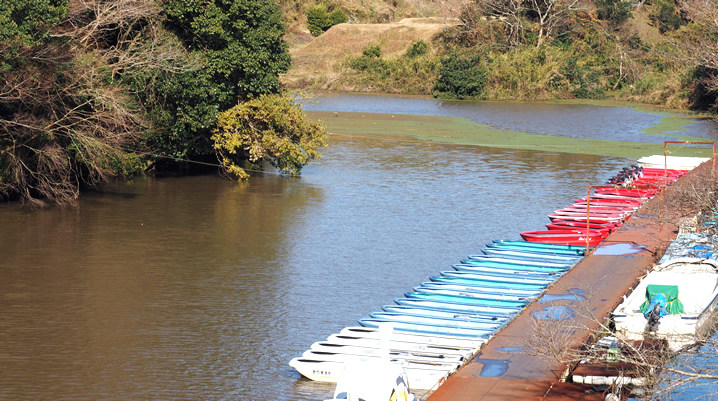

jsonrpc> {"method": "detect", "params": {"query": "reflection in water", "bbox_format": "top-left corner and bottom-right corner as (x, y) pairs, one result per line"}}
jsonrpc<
(0, 127), (687, 399)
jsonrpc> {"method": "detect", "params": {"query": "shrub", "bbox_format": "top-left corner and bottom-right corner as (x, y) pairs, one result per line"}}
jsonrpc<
(306, 4), (346, 37)
(406, 40), (428, 58)
(433, 51), (487, 99)
(362, 44), (382, 58)
(307, 4), (330, 36)
(328, 8), (347, 26)
(596, 0), (632, 26)
(649, 0), (686, 33)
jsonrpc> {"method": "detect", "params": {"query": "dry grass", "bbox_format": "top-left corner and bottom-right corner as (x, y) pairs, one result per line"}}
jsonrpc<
(281, 18), (458, 90)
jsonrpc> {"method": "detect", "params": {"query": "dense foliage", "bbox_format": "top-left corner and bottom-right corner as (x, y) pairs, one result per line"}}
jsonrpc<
(0, 0), (145, 206)
(0, 0), (326, 205)
(306, 3), (347, 36)
(138, 0), (293, 161)
(213, 93), (327, 179)
(433, 51), (488, 99)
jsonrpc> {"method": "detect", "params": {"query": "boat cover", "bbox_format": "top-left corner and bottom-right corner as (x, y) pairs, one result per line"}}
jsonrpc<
(639, 284), (684, 315)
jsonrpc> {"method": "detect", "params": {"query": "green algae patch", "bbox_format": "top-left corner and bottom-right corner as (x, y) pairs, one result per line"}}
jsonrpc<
(308, 111), (714, 159)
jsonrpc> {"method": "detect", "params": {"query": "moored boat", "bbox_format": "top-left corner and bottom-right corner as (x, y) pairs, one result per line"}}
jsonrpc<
(394, 297), (524, 315)
(410, 286), (538, 302)
(452, 262), (567, 275)
(322, 334), (478, 358)
(289, 357), (453, 389)
(339, 326), (487, 349)
(611, 257), (718, 351)
(480, 247), (584, 262)
(417, 281), (544, 297)
(463, 255), (575, 268)
(520, 229), (606, 246)
(380, 304), (513, 322)
(490, 239), (590, 253)
(358, 317), (496, 338)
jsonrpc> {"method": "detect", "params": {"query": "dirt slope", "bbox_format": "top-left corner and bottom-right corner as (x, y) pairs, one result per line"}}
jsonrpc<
(281, 18), (459, 90)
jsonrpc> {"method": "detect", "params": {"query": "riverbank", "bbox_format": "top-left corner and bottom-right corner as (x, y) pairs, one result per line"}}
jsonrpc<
(426, 157), (717, 400)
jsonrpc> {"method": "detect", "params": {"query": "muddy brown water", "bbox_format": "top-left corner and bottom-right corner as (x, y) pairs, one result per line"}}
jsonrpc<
(1, 96), (716, 400)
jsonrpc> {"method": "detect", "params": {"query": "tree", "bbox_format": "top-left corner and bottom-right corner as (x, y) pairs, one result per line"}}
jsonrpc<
(675, 0), (718, 111)
(526, 0), (580, 47)
(466, 0), (525, 47)
(0, 0), (155, 206)
(212, 93), (327, 179)
(141, 0), (292, 161)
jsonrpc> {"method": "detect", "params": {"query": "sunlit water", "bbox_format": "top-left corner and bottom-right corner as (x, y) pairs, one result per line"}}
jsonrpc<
(1, 96), (716, 400)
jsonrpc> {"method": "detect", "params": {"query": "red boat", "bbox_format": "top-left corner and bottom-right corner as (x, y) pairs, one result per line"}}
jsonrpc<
(562, 205), (636, 214)
(575, 195), (645, 205)
(548, 212), (625, 224)
(595, 187), (658, 197)
(520, 230), (606, 246)
(546, 220), (619, 233)
(571, 201), (638, 209)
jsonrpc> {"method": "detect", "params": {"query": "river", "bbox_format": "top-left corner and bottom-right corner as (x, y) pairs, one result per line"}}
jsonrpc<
(0, 95), (715, 400)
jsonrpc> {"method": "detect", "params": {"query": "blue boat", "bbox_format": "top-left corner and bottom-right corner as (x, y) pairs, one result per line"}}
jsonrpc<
(411, 286), (536, 302)
(368, 312), (503, 331)
(451, 263), (567, 275)
(441, 270), (557, 285)
(429, 275), (549, 289)
(394, 298), (524, 315)
(485, 242), (587, 255)
(490, 240), (590, 253)
(404, 291), (529, 307)
(480, 247), (584, 262)
(464, 255), (574, 268)
(357, 318), (495, 338)
(418, 281), (542, 297)
(380, 305), (514, 322)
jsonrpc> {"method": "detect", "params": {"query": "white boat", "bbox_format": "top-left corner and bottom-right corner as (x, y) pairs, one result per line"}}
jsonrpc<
(290, 356), (452, 390)
(313, 339), (474, 360)
(611, 257), (718, 351)
(326, 333), (482, 356)
(302, 349), (464, 366)
(636, 155), (707, 170)
(339, 326), (486, 349)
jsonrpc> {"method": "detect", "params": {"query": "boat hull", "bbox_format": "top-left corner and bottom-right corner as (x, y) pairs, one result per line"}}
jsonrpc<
(611, 258), (718, 351)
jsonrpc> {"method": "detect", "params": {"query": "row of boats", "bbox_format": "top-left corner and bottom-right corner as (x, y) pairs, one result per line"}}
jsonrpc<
(290, 159), (703, 400)
(518, 167), (689, 247)
(289, 240), (588, 394)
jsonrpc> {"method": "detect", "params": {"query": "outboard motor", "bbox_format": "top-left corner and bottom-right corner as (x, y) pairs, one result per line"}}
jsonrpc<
(644, 293), (667, 333)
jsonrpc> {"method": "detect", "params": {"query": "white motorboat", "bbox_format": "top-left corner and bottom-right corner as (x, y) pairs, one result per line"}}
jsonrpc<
(611, 257), (718, 351)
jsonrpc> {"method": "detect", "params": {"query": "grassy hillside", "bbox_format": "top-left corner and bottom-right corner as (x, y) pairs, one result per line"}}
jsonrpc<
(280, 0), (718, 112)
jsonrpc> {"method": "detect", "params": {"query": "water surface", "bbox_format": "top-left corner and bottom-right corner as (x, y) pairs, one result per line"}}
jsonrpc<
(1, 95), (716, 400)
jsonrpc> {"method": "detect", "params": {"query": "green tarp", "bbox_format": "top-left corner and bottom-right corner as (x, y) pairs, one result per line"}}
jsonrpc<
(639, 284), (685, 315)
